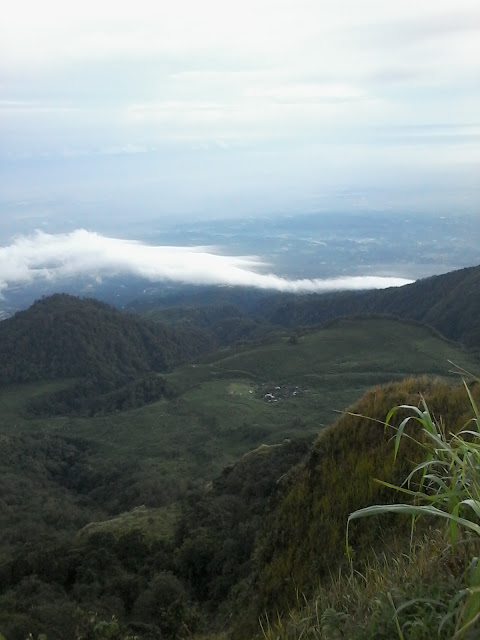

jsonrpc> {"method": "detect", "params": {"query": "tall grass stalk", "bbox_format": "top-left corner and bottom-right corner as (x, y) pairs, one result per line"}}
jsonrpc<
(347, 380), (480, 638)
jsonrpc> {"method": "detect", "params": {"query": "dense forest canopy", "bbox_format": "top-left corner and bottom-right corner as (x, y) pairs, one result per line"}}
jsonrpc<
(0, 293), (213, 384)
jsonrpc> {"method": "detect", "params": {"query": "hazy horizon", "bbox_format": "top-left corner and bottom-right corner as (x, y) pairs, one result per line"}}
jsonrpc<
(1, 1), (479, 232)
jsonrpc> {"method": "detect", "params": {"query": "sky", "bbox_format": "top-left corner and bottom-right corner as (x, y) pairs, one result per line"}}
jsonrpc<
(0, 1), (478, 295)
(1, 0), (479, 217)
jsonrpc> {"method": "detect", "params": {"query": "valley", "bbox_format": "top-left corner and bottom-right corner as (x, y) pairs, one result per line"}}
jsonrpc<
(0, 268), (479, 639)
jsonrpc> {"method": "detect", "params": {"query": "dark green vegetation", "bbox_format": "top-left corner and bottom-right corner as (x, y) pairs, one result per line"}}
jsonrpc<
(0, 294), (212, 415)
(259, 264), (480, 354)
(132, 264), (480, 354)
(0, 294), (213, 383)
(0, 266), (479, 640)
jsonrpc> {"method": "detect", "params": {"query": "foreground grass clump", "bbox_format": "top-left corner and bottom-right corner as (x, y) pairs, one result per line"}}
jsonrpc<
(260, 378), (480, 639)
(260, 530), (476, 639)
(347, 379), (480, 638)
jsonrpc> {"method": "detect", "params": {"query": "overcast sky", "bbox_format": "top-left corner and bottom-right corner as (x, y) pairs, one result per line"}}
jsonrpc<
(1, 0), (479, 225)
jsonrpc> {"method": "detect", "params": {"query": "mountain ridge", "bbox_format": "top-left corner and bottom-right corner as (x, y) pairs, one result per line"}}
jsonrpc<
(124, 264), (480, 353)
(260, 264), (480, 352)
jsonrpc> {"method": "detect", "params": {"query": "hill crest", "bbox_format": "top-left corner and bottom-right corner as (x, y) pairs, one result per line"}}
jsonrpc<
(0, 293), (211, 386)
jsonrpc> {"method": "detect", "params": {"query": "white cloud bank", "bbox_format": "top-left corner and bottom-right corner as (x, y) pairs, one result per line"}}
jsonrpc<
(0, 230), (413, 295)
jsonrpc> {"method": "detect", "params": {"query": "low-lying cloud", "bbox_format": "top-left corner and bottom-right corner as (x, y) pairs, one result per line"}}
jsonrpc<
(0, 229), (414, 295)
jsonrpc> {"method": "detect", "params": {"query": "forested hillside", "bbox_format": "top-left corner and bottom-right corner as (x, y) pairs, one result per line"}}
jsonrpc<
(0, 294), (214, 415)
(260, 264), (480, 351)
(132, 265), (480, 353)
(0, 431), (310, 640)
(2, 376), (479, 640)
(0, 294), (212, 384)
(139, 303), (274, 348)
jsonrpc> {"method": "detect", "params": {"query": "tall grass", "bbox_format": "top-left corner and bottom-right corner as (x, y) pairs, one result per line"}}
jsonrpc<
(347, 379), (480, 638)
(259, 378), (480, 640)
(259, 529), (469, 639)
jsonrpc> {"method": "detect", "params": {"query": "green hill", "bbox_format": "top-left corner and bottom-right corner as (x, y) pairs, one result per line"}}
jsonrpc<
(140, 302), (275, 348)
(0, 293), (212, 385)
(0, 294), (215, 415)
(261, 264), (480, 352)
(3, 375), (479, 640)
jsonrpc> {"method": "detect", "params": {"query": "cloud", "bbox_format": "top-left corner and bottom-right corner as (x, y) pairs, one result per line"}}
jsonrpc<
(0, 230), (413, 295)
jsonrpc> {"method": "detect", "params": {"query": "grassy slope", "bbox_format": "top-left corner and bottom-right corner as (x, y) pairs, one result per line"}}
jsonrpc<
(235, 377), (480, 639)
